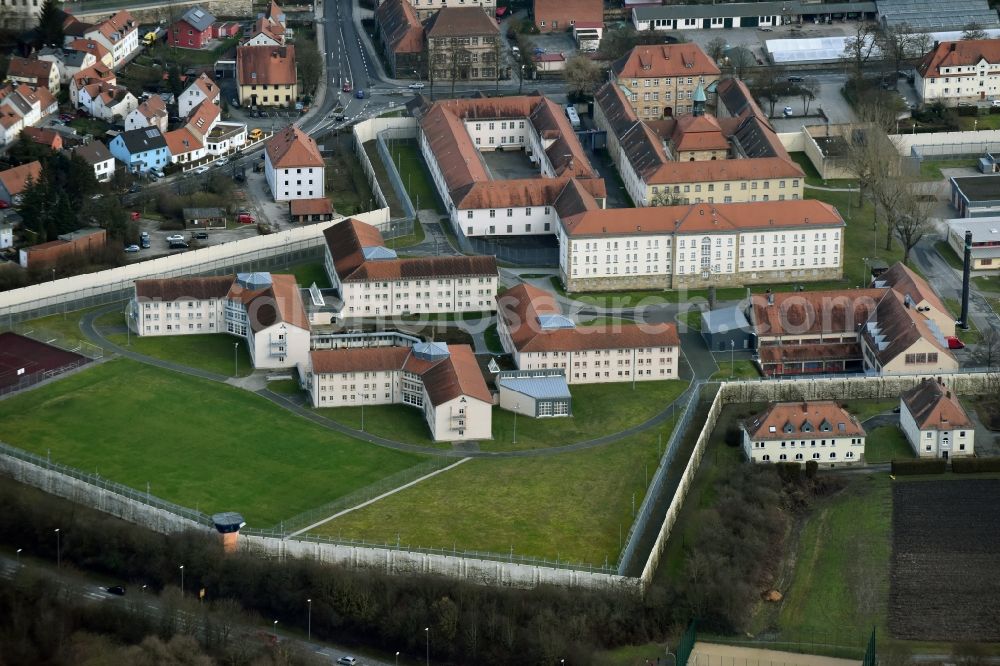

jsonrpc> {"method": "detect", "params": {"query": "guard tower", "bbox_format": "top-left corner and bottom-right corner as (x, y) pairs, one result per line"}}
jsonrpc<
(212, 512), (246, 553)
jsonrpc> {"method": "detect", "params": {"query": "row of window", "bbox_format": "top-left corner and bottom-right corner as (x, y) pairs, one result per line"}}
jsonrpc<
(760, 452), (855, 461)
(653, 179), (801, 195)
(630, 76), (705, 88)
(477, 206), (551, 219)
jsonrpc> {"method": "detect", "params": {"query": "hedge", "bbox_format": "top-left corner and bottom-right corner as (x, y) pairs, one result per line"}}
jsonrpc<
(951, 456), (1000, 473)
(891, 458), (947, 475)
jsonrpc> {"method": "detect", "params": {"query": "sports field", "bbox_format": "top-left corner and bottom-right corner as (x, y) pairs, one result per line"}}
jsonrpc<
(0, 333), (90, 389)
(0, 359), (425, 526)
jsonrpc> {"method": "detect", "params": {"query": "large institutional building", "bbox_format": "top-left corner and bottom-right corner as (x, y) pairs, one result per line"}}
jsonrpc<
(742, 401), (866, 467)
(916, 39), (1000, 106)
(130, 272), (311, 370)
(265, 126), (325, 202)
(497, 284), (680, 384)
(610, 43), (721, 119)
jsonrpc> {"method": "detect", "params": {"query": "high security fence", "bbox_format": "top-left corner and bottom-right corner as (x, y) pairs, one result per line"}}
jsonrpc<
(616, 382), (701, 575)
(376, 128), (418, 222)
(0, 357), (93, 399)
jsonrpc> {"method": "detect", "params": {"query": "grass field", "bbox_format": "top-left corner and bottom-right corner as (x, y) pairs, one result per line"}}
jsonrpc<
(918, 158), (980, 181)
(934, 240), (963, 270)
(840, 399), (898, 423)
(329, 136), (378, 216)
(710, 360), (760, 380)
(308, 422), (676, 565)
(104, 332), (255, 378)
(386, 139), (446, 214)
(789, 152), (859, 188)
(483, 324), (503, 353)
(0, 359), (425, 526)
(19, 306), (105, 342)
(287, 263), (331, 289)
(866, 426), (915, 464)
(322, 380), (687, 450)
(943, 297), (982, 345)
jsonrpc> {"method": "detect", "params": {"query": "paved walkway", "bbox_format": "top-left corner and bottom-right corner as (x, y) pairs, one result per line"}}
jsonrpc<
(80, 305), (702, 460)
(803, 183), (860, 193)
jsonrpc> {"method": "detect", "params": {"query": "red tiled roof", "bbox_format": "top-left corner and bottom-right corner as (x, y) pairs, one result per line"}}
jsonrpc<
(135, 275), (234, 300)
(877, 262), (949, 319)
(744, 401), (865, 441)
(237, 45), (296, 86)
(613, 44), (720, 80)
(374, 0), (423, 55)
(534, 0), (603, 27)
(266, 125), (323, 168)
(901, 379), (973, 430)
(311, 346), (411, 373)
(757, 342), (862, 364)
(917, 39), (1000, 79)
(289, 198), (332, 215)
(0, 161), (42, 197)
(425, 6), (499, 37)
(68, 38), (110, 61)
(165, 127), (204, 155)
(498, 283), (679, 353)
(751, 288), (885, 339)
(7, 57), (55, 84)
(21, 127), (61, 148)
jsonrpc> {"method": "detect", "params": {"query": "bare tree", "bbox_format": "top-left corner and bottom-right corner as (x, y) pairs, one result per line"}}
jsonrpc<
(705, 37), (728, 63)
(962, 22), (989, 40)
(726, 47), (757, 79)
(563, 54), (602, 98)
(877, 22), (923, 82)
(891, 187), (934, 263)
(799, 78), (818, 115)
(841, 22), (879, 82)
(749, 66), (786, 117)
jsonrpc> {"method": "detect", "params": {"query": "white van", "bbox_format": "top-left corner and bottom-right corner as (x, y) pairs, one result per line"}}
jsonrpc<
(565, 105), (581, 129)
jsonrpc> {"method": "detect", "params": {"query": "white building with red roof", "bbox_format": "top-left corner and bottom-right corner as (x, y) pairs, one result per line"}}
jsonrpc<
(178, 73), (221, 115)
(742, 401), (866, 467)
(916, 38), (1000, 106)
(264, 125), (324, 201)
(900, 379), (975, 458)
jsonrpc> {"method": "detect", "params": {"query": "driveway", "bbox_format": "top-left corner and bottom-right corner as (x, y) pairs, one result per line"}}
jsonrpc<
(769, 77), (857, 130)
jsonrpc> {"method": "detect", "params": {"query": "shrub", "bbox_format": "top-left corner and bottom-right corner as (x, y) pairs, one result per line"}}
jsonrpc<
(775, 462), (801, 485)
(805, 459), (819, 479)
(891, 458), (947, 475)
(951, 456), (1000, 473)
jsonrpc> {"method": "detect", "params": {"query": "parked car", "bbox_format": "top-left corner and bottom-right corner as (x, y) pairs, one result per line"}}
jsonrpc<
(788, 75), (803, 83)
(193, 165), (210, 174)
(129, 211), (140, 221)
(168, 240), (189, 249)
(128, 184), (142, 194)
(193, 231), (209, 239)
(237, 213), (255, 224)
(216, 157), (229, 166)
(166, 234), (185, 243)
(140, 237), (150, 248)
(992, 99), (1000, 108)
(231, 97), (240, 108)
(342, 82), (352, 93)
(58, 113), (73, 122)
(946, 336), (966, 350)
(249, 128), (264, 141)
(105, 586), (126, 596)
(334, 112), (345, 121)
(337, 658), (357, 666)
(355, 89), (365, 99)
(0, 200), (9, 210)
(782, 106), (794, 117)
(759, 26), (773, 31)
(124, 244), (140, 253)
(408, 82), (425, 89)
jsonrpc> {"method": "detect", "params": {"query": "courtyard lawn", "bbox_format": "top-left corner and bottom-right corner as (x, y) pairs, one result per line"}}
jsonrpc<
(18, 305), (107, 343)
(710, 360), (760, 381)
(790, 152), (859, 188)
(0, 359), (425, 526)
(385, 139), (447, 214)
(103, 332), (256, 378)
(266, 379), (302, 394)
(483, 323), (504, 353)
(958, 114), (1000, 131)
(935, 240), (964, 271)
(919, 158), (980, 181)
(943, 297), (982, 345)
(841, 399), (899, 423)
(308, 422), (675, 566)
(972, 275), (1000, 293)
(865, 425), (916, 464)
(385, 219), (425, 248)
(287, 262), (331, 289)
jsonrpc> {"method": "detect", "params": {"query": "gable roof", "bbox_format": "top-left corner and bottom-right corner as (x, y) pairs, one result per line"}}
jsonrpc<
(0, 161), (42, 197)
(237, 45), (296, 86)
(90, 10), (137, 44)
(901, 379), (973, 430)
(185, 72), (220, 101)
(135, 275), (234, 300)
(751, 288), (884, 339)
(917, 39), (1000, 79)
(743, 401), (864, 441)
(876, 262), (949, 318)
(533, 0), (603, 24)
(861, 289), (955, 366)
(7, 57), (55, 83)
(265, 125), (323, 168)
(374, 0), (424, 55)
(133, 95), (167, 122)
(67, 38), (110, 62)
(72, 141), (113, 165)
(178, 5), (216, 32)
(498, 283), (680, 353)
(226, 272), (310, 333)
(426, 6), (500, 37)
(613, 43), (720, 81)
(186, 98), (221, 131)
(164, 127), (204, 155)
(117, 127), (167, 153)
(21, 127), (61, 148)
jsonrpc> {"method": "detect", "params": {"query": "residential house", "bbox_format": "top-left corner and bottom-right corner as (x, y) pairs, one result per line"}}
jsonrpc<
(236, 45), (297, 107)
(7, 56), (60, 93)
(178, 73), (221, 115)
(0, 108), (23, 147)
(168, 5), (217, 49)
(426, 7), (501, 83)
(38, 46), (97, 85)
(184, 98), (222, 143)
(533, 0), (602, 33)
(742, 401), (866, 467)
(165, 127), (206, 164)
(244, 17), (285, 46)
(406, 0), (495, 21)
(374, 0), (424, 78)
(18, 228), (106, 269)
(21, 127), (62, 151)
(900, 379), (975, 459)
(497, 283), (680, 384)
(109, 127), (170, 173)
(67, 39), (113, 70)
(915, 39), (1000, 106)
(307, 342), (492, 442)
(261, 0), (287, 30)
(72, 141), (116, 182)
(81, 10), (140, 69)
(322, 218), (499, 316)
(130, 272), (311, 370)
(264, 125), (324, 201)
(0, 222), (12, 249)
(0, 87), (40, 132)
(611, 44), (720, 119)
(0, 161), (42, 204)
(204, 122), (247, 157)
(89, 83), (138, 122)
(70, 64), (115, 110)
(125, 95), (169, 132)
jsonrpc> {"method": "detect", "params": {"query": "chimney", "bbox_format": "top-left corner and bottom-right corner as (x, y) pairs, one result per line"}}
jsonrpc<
(802, 401), (808, 413)
(959, 229), (972, 330)
(950, 42), (956, 51)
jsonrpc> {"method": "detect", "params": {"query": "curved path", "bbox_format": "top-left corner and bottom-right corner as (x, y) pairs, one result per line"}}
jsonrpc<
(80, 305), (699, 460)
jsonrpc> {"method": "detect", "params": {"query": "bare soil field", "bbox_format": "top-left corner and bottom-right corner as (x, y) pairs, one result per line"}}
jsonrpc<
(890, 479), (1000, 640)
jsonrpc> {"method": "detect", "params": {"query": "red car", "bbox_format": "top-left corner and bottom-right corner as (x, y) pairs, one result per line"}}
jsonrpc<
(0, 200), (9, 210)
(129, 211), (140, 221)
(946, 336), (966, 350)
(342, 81), (352, 93)
(237, 213), (255, 224)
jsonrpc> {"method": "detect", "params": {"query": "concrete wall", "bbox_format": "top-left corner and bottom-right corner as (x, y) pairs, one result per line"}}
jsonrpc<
(894, 129), (1000, 156)
(70, 0), (254, 23)
(777, 131), (806, 153)
(241, 534), (637, 590)
(353, 117), (417, 215)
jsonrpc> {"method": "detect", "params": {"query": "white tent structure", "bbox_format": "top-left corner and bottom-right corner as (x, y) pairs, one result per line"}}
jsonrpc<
(766, 28), (1000, 64)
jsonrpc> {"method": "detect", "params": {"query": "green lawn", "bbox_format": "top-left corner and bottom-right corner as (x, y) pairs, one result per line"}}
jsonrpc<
(841, 398), (899, 423)
(0, 359), (425, 526)
(69, 117), (111, 138)
(267, 379), (302, 394)
(677, 310), (702, 331)
(322, 380), (689, 450)
(18, 305), (107, 343)
(865, 425), (915, 464)
(935, 240), (964, 271)
(972, 275), (1000, 293)
(958, 114), (1000, 131)
(919, 158), (980, 181)
(943, 297), (981, 344)
(308, 423), (675, 565)
(385, 219), (426, 248)
(710, 360), (760, 381)
(386, 139), (447, 214)
(152, 37), (239, 66)
(483, 323), (504, 353)
(104, 332), (255, 378)
(789, 152), (859, 188)
(287, 262), (332, 289)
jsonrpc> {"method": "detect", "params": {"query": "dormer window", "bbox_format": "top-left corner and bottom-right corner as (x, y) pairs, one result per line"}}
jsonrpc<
(802, 420), (814, 433)
(782, 421), (794, 434)
(820, 419), (832, 432)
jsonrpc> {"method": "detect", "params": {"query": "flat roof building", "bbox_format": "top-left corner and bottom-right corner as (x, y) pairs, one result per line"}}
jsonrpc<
(951, 174), (1000, 217)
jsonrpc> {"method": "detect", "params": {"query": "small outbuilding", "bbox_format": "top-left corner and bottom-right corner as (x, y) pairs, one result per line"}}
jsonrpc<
(497, 369), (572, 418)
(289, 197), (334, 223)
(183, 207), (226, 229)
(700, 305), (752, 352)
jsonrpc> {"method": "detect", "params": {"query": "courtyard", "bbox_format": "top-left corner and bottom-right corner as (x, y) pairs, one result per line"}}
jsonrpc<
(482, 147), (542, 180)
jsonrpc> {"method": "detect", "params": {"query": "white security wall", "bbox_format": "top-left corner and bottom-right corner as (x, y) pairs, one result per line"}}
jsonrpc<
(892, 128), (1000, 155)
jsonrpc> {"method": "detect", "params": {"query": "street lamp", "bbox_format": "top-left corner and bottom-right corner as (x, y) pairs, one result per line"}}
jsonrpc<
(425, 627), (430, 666)
(512, 403), (518, 444)
(862, 256), (869, 287)
(179, 564), (184, 597)
(307, 598), (312, 641)
(233, 342), (239, 376)
(15, 548), (21, 564)
(54, 528), (60, 568)
(730, 339), (735, 379)
(273, 620), (278, 641)
(395, 651), (400, 666)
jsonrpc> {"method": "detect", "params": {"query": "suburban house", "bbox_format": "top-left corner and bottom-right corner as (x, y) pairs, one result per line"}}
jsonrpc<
(742, 401), (866, 467)
(244, 17), (286, 46)
(165, 127), (207, 164)
(261, 0), (287, 30)
(18, 228), (106, 269)
(425, 7), (501, 83)
(178, 73), (221, 115)
(77, 10), (140, 69)
(0, 160), (42, 204)
(264, 125), (324, 201)
(236, 45), (297, 107)
(37, 46), (97, 85)
(533, 0), (602, 33)
(611, 44), (720, 119)
(184, 98), (222, 143)
(307, 342), (493, 441)
(405, 0), (495, 21)
(130, 272), (311, 370)
(109, 128), (170, 173)
(323, 218), (499, 316)
(0, 108), (23, 147)
(374, 0), (424, 78)
(593, 78), (804, 207)
(87, 83), (138, 122)
(124, 95), (169, 132)
(67, 39), (113, 70)
(72, 141), (116, 182)
(0, 84), (57, 145)
(70, 64), (115, 109)
(497, 283), (680, 384)
(946, 217), (1000, 270)
(7, 56), (60, 93)
(915, 38), (1000, 106)
(168, 5), (217, 49)
(21, 127), (63, 151)
(900, 379), (975, 459)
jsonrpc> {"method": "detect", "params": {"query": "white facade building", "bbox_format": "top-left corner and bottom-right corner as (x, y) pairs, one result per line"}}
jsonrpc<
(916, 39), (1000, 105)
(130, 272), (311, 370)
(178, 73), (221, 115)
(742, 401), (866, 467)
(899, 379), (975, 459)
(264, 125), (325, 201)
(81, 11), (140, 70)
